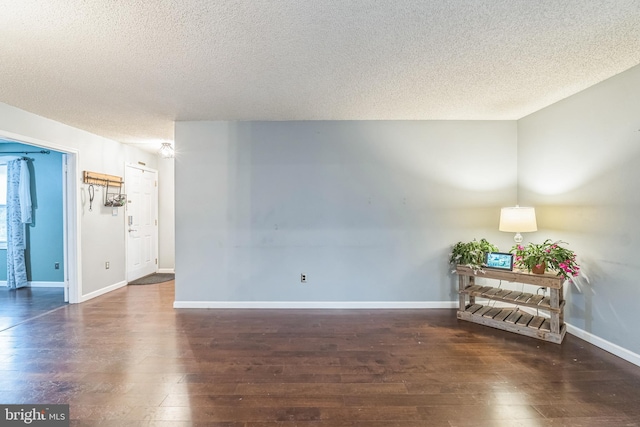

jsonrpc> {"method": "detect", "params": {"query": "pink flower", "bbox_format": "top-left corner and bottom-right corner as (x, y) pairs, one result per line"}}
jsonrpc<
(535, 264), (542, 269)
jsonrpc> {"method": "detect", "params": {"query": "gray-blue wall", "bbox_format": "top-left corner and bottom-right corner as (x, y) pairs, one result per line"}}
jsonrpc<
(0, 142), (64, 283)
(518, 64), (640, 355)
(175, 120), (518, 304)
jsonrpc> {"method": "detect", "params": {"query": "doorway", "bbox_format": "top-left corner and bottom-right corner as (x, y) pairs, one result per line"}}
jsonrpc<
(0, 132), (79, 305)
(0, 139), (77, 330)
(125, 164), (158, 282)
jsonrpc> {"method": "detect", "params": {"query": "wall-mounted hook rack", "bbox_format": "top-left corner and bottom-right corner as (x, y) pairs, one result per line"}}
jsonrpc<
(83, 171), (127, 209)
(83, 171), (124, 187)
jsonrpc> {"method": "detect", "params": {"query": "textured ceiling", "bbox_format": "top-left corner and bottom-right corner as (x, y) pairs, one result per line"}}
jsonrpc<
(0, 1), (639, 150)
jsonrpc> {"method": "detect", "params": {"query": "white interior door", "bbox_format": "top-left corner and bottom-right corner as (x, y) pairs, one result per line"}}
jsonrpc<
(126, 165), (158, 282)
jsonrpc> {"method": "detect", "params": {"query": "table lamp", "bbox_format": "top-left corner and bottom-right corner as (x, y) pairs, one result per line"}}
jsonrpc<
(499, 205), (537, 243)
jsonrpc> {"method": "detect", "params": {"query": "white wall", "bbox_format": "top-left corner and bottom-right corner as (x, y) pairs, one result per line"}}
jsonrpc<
(518, 64), (640, 355)
(158, 157), (175, 271)
(174, 120), (517, 306)
(0, 102), (158, 299)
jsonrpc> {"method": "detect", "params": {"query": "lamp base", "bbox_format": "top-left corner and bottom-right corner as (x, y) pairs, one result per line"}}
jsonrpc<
(514, 232), (523, 244)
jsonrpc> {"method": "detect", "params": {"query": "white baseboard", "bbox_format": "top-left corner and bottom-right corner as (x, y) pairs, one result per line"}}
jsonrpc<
(566, 323), (640, 368)
(158, 268), (175, 274)
(79, 280), (127, 303)
(28, 281), (65, 288)
(173, 301), (457, 309)
(0, 281), (64, 288)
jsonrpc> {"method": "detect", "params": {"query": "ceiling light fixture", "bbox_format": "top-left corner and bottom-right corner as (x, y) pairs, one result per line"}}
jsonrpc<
(158, 142), (175, 158)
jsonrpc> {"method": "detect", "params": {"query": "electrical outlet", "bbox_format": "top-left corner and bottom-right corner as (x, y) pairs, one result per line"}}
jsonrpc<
(54, 262), (60, 270)
(300, 273), (307, 283)
(105, 262), (110, 269)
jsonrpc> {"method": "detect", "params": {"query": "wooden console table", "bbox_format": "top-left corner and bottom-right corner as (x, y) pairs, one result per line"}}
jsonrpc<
(456, 265), (566, 344)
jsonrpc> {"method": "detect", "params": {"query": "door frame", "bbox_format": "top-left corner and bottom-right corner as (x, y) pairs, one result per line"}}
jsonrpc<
(125, 163), (159, 283)
(0, 130), (81, 303)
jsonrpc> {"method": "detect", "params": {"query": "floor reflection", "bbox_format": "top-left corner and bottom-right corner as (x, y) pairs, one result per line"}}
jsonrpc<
(0, 286), (66, 331)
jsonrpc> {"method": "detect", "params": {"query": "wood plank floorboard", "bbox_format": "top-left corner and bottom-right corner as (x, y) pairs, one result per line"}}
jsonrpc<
(0, 281), (639, 426)
(0, 287), (66, 330)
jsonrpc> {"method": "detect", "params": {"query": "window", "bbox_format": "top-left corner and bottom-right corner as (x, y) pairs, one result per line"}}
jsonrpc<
(0, 164), (6, 249)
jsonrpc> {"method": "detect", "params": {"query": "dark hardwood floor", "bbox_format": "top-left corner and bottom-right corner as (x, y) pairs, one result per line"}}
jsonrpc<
(0, 282), (639, 426)
(0, 286), (66, 331)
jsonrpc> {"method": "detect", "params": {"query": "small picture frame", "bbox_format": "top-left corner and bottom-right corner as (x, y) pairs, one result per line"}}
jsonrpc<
(484, 252), (514, 271)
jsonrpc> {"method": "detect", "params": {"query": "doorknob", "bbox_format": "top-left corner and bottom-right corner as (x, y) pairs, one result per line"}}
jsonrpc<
(128, 228), (137, 232)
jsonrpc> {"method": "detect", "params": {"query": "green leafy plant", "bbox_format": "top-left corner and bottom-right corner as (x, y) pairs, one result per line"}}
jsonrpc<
(511, 239), (580, 280)
(449, 238), (499, 273)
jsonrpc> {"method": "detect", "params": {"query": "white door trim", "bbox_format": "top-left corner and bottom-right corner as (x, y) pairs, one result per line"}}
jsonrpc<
(125, 163), (159, 282)
(0, 130), (81, 303)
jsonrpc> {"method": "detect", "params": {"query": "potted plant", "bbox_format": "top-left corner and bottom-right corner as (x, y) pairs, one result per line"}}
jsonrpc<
(511, 239), (580, 280)
(449, 238), (499, 274)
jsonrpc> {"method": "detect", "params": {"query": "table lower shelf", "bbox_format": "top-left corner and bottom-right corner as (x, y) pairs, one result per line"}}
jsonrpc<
(457, 304), (566, 344)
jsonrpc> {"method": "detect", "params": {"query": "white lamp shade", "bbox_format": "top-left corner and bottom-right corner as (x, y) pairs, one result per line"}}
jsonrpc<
(499, 206), (537, 232)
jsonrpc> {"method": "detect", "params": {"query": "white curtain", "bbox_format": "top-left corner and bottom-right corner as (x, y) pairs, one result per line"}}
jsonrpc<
(4, 158), (32, 289)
